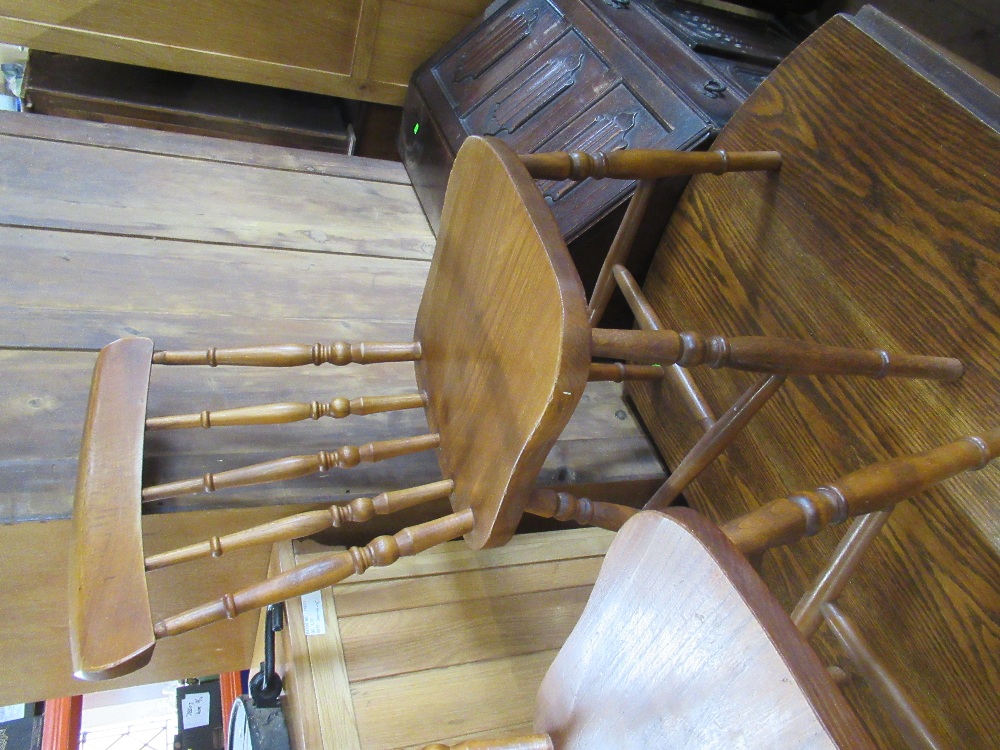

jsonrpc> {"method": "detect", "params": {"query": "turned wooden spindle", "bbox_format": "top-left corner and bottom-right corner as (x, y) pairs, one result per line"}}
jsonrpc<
(151, 341), (421, 366)
(422, 735), (554, 750)
(140, 433), (440, 502)
(644, 373), (786, 510)
(525, 489), (637, 532)
(153, 509), (475, 639)
(145, 392), (426, 430)
(591, 328), (964, 381)
(520, 148), (782, 181)
(612, 264), (715, 430)
(587, 178), (656, 325)
(587, 362), (665, 383)
(722, 428), (1000, 556)
(144, 479), (455, 570)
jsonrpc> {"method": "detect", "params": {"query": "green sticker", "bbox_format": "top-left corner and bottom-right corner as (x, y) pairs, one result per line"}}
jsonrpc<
(412, 122), (420, 135)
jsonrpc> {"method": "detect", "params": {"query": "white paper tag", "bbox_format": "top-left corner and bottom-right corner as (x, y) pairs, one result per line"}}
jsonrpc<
(181, 692), (210, 730)
(301, 590), (326, 636)
(0, 704), (25, 724)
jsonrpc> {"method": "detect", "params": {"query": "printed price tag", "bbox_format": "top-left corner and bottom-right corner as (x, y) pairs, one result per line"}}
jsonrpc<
(181, 692), (210, 730)
(0, 704), (25, 724)
(301, 590), (326, 636)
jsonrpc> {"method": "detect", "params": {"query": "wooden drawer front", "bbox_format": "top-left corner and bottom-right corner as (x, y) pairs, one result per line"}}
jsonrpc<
(534, 83), (699, 239)
(462, 30), (617, 152)
(434, 0), (570, 117)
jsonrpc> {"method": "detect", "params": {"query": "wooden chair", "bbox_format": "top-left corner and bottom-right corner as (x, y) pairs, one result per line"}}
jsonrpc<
(70, 135), (961, 682)
(422, 427), (1000, 749)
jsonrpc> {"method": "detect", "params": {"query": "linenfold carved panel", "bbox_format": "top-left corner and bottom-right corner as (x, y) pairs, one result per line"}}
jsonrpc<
(486, 54), (585, 135)
(434, 0), (568, 118)
(453, 9), (539, 82)
(538, 110), (637, 202)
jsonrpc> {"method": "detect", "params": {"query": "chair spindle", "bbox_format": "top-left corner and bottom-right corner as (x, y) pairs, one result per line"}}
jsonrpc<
(153, 509), (475, 638)
(140, 433), (440, 502)
(587, 178), (656, 326)
(144, 479), (455, 570)
(525, 489), (637, 532)
(520, 148), (782, 181)
(145, 393), (426, 430)
(587, 362), (665, 382)
(151, 341), (421, 367)
(612, 264), (716, 429)
(591, 328), (963, 381)
(791, 510), (891, 638)
(722, 428), (1000, 556)
(821, 603), (946, 750)
(644, 373), (786, 510)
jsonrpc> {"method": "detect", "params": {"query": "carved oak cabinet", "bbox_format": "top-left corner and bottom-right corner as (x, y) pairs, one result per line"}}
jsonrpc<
(399, 0), (800, 239)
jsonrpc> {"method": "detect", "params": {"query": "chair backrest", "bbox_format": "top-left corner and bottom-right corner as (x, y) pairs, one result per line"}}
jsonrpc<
(536, 509), (874, 750)
(68, 135), (592, 679)
(414, 135), (590, 550)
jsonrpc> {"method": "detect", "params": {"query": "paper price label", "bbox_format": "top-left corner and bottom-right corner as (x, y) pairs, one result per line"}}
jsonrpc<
(301, 590), (326, 636)
(181, 692), (210, 730)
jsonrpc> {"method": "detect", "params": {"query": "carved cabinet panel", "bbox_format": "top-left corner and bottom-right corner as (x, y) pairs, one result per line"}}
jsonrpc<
(400, 0), (801, 242)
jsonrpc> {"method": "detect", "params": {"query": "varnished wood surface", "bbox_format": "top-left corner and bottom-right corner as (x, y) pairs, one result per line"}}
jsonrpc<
(154, 510), (475, 638)
(2, 0), (491, 105)
(70, 337), (155, 680)
(537, 510), (874, 749)
(723, 428), (1000, 557)
(628, 15), (1000, 748)
(520, 148), (782, 181)
(415, 135), (591, 549)
(0, 113), (662, 701)
(273, 527), (614, 750)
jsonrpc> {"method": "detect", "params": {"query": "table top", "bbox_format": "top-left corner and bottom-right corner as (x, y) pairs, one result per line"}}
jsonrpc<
(629, 10), (999, 749)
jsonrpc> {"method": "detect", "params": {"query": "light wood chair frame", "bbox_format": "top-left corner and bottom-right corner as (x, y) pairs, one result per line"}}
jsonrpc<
(69, 137), (963, 683)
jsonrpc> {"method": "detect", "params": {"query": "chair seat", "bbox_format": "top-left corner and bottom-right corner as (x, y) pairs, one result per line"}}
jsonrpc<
(536, 509), (874, 749)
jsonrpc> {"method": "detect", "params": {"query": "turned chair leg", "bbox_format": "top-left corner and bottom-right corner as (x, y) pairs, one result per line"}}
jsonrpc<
(591, 328), (963, 382)
(613, 264), (716, 429)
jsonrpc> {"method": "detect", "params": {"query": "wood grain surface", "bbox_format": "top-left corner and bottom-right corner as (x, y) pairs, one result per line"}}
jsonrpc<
(0, 113), (661, 701)
(70, 337), (155, 681)
(415, 135), (591, 549)
(274, 527), (614, 750)
(537, 510), (874, 749)
(0, 0), (491, 105)
(628, 15), (1000, 749)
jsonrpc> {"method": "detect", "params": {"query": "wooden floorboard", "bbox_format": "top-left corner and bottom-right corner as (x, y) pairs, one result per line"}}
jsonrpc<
(275, 528), (614, 750)
(0, 111), (411, 184)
